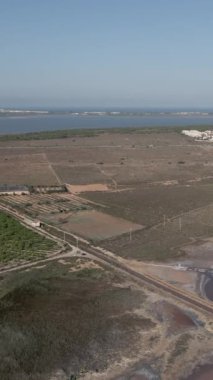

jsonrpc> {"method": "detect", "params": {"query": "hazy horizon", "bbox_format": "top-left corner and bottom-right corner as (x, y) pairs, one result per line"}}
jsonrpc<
(1, 0), (213, 108)
(0, 103), (213, 112)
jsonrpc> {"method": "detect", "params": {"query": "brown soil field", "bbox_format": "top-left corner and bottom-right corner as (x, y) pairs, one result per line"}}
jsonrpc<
(47, 209), (143, 241)
(0, 129), (213, 269)
(0, 131), (213, 188)
(84, 182), (213, 226)
(66, 183), (109, 193)
(52, 164), (107, 185)
(0, 152), (59, 185)
(98, 200), (213, 261)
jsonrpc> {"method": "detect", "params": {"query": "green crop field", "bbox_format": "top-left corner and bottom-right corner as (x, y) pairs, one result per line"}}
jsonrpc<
(0, 212), (57, 263)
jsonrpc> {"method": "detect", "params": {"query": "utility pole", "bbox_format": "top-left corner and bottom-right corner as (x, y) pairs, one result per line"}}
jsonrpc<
(163, 214), (166, 229)
(179, 217), (182, 232)
(112, 179), (117, 190)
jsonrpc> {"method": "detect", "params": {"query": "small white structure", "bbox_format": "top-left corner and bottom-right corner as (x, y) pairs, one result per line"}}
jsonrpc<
(30, 221), (41, 228)
(182, 130), (213, 142)
(24, 219), (41, 228)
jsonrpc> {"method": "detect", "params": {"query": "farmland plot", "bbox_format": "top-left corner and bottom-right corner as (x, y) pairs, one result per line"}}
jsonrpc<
(47, 209), (144, 241)
(0, 153), (59, 185)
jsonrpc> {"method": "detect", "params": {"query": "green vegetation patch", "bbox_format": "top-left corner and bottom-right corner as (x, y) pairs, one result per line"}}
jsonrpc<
(0, 125), (212, 142)
(168, 333), (192, 365)
(0, 212), (56, 263)
(0, 260), (153, 380)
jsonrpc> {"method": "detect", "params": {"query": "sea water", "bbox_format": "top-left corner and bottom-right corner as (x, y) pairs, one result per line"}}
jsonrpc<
(1, 110), (213, 134)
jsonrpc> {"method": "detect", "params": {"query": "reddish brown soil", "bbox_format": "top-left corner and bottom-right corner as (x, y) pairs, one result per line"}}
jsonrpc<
(151, 301), (196, 334)
(185, 365), (213, 380)
(66, 183), (109, 193)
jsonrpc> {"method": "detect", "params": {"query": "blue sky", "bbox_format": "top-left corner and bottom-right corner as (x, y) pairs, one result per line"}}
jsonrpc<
(0, 0), (213, 108)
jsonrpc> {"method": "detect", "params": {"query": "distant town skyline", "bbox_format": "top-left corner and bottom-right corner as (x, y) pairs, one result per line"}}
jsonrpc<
(1, 0), (213, 107)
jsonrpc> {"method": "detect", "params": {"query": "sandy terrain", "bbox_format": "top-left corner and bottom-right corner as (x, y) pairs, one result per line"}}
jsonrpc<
(126, 259), (198, 294)
(66, 183), (109, 193)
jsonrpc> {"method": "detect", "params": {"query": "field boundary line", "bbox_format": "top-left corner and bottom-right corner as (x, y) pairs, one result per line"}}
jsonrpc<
(43, 153), (62, 185)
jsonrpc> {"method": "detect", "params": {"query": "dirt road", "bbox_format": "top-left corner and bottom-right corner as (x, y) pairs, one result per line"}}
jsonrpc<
(1, 204), (213, 315)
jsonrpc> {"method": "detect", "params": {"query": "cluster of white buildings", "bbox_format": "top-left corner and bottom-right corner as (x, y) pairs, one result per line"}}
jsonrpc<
(182, 130), (213, 142)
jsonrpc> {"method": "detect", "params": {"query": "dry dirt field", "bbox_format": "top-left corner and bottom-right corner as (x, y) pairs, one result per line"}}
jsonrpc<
(0, 152), (59, 185)
(1, 131), (213, 188)
(46, 209), (143, 241)
(0, 130), (213, 292)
